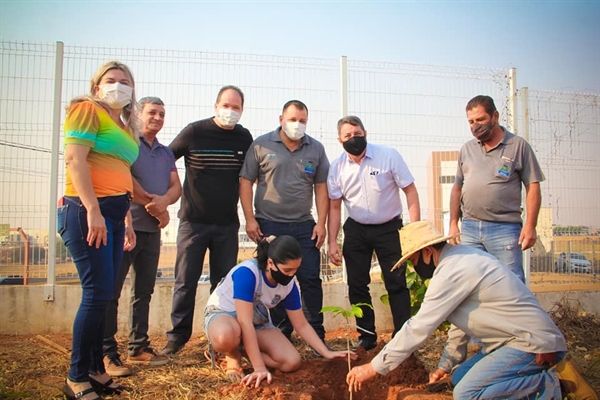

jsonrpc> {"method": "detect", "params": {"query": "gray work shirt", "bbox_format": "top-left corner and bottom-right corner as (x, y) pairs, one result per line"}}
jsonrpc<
(455, 128), (545, 224)
(371, 244), (566, 376)
(130, 136), (177, 232)
(240, 128), (329, 222)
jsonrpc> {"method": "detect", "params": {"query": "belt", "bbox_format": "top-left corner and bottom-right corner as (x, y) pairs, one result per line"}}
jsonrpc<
(350, 216), (402, 227)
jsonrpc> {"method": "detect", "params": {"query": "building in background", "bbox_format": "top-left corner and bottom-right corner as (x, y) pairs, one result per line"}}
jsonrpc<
(427, 151), (458, 235)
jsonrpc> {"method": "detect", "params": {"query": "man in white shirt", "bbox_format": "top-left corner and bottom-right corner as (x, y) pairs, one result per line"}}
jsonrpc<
(327, 115), (420, 351)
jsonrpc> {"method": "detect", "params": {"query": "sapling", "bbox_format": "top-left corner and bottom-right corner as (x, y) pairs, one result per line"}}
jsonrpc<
(380, 260), (450, 332)
(321, 303), (374, 400)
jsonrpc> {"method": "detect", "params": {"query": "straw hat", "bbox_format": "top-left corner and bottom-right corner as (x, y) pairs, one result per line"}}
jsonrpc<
(391, 221), (460, 271)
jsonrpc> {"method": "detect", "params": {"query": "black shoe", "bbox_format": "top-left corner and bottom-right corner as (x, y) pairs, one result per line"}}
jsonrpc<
(351, 338), (377, 351)
(89, 375), (131, 395)
(62, 380), (101, 400)
(161, 340), (184, 355)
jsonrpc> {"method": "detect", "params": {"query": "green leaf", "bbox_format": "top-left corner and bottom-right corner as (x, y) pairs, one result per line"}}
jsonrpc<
(380, 293), (389, 305)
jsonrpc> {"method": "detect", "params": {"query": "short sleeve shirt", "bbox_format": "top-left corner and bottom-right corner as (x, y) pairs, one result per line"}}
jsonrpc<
(327, 143), (414, 224)
(130, 136), (177, 232)
(63, 100), (139, 197)
(205, 259), (301, 312)
(240, 128), (330, 222)
(455, 128), (545, 224)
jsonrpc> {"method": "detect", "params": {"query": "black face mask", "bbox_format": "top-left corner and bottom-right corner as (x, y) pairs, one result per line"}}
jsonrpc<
(271, 263), (295, 285)
(413, 252), (436, 280)
(471, 119), (495, 142)
(343, 136), (367, 156)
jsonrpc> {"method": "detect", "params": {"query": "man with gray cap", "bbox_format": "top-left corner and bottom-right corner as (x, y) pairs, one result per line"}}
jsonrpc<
(345, 221), (590, 400)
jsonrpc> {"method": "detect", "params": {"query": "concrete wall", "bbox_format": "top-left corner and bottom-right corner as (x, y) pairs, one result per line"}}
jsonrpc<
(1, 282), (599, 335)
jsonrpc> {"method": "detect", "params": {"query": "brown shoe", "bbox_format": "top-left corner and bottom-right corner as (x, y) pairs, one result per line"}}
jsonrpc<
(103, 355), (132, 377)
(128, 347), (169, 366)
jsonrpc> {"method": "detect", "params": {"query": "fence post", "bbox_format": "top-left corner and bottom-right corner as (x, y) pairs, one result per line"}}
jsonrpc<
(340, 56), (348, 285)
(45, 41), (64, 302)
(509, 68), (518, 133)
(520, 87), (532, 286)
(340, 56), (348, 116)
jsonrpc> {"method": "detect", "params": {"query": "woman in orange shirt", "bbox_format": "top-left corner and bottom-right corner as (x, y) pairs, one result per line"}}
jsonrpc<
(58, 61), (139, 400)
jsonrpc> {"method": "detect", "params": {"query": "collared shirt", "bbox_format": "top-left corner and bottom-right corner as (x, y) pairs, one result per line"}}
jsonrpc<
(327, 143), (414, 225)
(130, 136), (177, 232)
(239, 127), (329, 222)
(370, 244), (566, 376)
(455, 127), (545, 224)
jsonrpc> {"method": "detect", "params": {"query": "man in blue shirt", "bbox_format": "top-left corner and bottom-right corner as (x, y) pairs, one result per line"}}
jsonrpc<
(103, 97), (181, 375)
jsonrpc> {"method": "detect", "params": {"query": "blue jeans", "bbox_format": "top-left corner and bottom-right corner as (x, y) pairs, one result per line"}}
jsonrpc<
(452, 347), (564, 400)
(256, 218), (325, 340)
(58, 194), (130, 382)
(103, 230), (160, 358)
(167, 220), (240, 345)
(461, 218), (524, 282)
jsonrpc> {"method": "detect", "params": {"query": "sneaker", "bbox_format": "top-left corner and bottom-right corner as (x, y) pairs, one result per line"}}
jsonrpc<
(128, 347), (169, 366)
(103, 355), (132, 377)
(351, 338), (377, 352)
(556, 358), (599, 400)
(161, 340), (184, 355)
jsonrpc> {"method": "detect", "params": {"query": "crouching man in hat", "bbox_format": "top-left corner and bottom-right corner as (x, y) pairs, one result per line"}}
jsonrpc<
(346, 221), (596, 400)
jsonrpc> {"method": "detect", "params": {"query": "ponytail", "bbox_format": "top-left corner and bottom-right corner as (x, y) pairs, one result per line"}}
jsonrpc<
(255, 235), (302, 270)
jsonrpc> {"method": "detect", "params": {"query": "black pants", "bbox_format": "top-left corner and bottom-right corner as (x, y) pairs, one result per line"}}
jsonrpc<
(342, 217), (409, 340)
(167, 220), (240, 345)
(103, 231), (160, 357)
(257, 218), (325, 340)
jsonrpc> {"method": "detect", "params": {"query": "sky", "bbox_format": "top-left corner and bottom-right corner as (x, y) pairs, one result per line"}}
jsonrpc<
(1, 0), (599, 94)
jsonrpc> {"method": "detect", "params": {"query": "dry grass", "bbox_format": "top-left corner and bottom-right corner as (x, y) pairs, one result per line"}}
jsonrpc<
(1, 298), (599, 399)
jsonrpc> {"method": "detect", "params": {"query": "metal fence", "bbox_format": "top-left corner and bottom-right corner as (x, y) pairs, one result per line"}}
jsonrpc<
(522, 89), (600, 285)
(0, 41), (598, 289)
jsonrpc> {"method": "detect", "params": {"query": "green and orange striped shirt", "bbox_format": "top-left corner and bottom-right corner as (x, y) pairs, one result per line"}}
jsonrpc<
(63, 100), (139, 197)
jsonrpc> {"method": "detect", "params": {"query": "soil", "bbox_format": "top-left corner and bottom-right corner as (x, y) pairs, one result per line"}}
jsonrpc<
(217, 337), (439, 400)
(0, 301), (599, 399)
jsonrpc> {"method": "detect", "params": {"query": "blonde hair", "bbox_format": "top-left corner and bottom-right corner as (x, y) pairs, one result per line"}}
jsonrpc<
(67, 61), (140, 140)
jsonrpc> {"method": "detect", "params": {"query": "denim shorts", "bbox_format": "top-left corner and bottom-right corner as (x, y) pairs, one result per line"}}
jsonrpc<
(203, 305), (275, 337)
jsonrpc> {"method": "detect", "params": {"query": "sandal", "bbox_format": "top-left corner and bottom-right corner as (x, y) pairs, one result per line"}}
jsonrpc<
(89, 375), (131, 395)
(204, 348), (226, 370)
(225, 367), (245, 382)
(62, 380), (101, 400)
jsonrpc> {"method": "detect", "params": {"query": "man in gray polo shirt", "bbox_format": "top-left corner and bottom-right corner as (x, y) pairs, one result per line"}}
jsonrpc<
(449, 95), (545, 282)
(240, 99), (329, 342)
(103, 97), (181, 375)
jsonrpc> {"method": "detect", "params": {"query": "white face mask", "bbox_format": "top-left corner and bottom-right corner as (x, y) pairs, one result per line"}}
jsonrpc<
(283, 121), (306, 140)
(215, 108), (241, 128)
(98, 82), (132, 109)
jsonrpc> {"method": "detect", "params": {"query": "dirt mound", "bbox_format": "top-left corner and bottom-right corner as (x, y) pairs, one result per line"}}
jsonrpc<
(218, 342), (433, 400)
